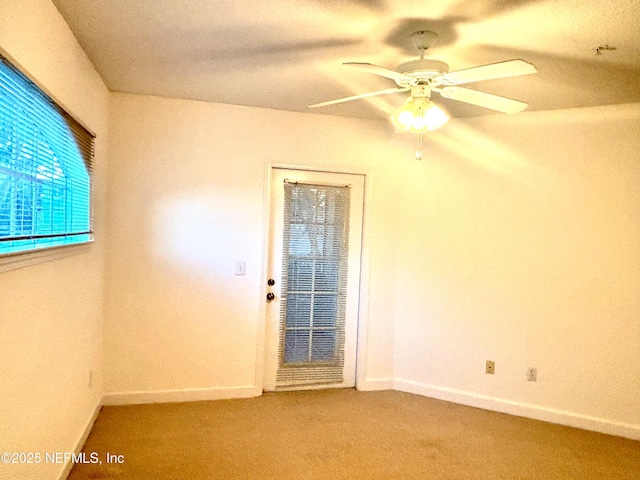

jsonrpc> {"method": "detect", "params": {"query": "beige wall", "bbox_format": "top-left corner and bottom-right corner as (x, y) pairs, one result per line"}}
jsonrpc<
(0, 1), (109, 479)
(104, 93), (402, 402)
(105, 93), (639, 438)
(393, 104), (640, 438)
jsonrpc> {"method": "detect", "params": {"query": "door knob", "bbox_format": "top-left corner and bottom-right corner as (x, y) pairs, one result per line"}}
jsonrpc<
(266, 292), (275, 301)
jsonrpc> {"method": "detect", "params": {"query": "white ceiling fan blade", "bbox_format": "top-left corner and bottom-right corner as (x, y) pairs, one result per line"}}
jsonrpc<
(437, 60), (537, 86)
(437, 86), (529, 114)
(308, 87), (409, 108)
(344, 62), (416, 84)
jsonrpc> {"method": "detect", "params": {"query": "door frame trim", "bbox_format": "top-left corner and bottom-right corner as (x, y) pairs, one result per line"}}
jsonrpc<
(255, 162), (374, 392)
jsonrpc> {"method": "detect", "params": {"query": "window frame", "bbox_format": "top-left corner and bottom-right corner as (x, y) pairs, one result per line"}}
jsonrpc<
(0, 52), (95, 272)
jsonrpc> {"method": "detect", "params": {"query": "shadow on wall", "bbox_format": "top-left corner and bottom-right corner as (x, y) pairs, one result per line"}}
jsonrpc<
(427, 119), (559, 189)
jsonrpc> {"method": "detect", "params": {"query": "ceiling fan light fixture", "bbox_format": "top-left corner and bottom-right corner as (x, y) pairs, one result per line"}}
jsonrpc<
(422, 102), (449, 131)
(391, 99), (418, 130)
(391, 98), (449, 133)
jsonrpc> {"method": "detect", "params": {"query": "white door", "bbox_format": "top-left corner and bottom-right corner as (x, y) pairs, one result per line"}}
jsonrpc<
(263, 168), (365, 391)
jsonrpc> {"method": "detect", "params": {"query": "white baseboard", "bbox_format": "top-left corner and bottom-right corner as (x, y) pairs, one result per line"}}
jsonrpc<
(357, 377), (394, 391)
(57, 397), (102, 480)
(393, 379), (640, 441)
(102, 385), (262, 406)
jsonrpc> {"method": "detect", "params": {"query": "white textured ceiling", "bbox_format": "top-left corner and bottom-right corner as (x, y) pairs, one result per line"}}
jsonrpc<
(52, 0), (640, 120)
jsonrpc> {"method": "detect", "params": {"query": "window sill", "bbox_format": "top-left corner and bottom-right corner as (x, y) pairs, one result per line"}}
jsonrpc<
(0, 238), (94, 273)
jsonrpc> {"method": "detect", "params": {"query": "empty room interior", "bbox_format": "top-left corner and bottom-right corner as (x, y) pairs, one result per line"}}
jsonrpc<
(1, 1), (639, 479)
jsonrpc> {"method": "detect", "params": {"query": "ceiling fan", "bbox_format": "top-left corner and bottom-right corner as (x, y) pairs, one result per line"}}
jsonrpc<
(309, 31), (537, 135)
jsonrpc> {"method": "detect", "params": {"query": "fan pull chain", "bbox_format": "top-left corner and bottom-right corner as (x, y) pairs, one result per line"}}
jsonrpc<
(415, 132), (423, 160)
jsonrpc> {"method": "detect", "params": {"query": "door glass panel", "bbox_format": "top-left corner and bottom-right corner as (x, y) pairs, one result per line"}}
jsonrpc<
(285, 294), (311, 327)
(276, 182), (350, 385)
(315, 259), (339, 291)
(287, 258), (313, 291)
(284, 330), (310, 363)
(312, 294), (337, 327)
(311, 330), (336, 362)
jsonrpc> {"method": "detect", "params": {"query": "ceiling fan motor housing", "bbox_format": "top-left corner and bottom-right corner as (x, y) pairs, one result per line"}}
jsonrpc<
(395, 59), (450, 87)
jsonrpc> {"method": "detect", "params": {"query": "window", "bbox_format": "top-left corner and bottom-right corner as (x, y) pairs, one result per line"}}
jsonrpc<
(0, 54), (94, 257)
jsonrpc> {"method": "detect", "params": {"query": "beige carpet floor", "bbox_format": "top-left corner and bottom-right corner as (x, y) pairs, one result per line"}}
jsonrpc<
(68, 389), (640, 479)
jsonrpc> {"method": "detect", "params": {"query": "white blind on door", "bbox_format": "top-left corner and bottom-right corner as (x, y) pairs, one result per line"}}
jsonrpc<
(276, 182), (350, 387)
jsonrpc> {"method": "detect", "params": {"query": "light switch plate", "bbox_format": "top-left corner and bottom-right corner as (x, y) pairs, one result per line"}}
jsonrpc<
(235, 261), (246, 275)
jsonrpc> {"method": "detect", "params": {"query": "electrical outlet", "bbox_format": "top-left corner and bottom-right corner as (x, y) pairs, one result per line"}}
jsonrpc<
(527, 367), (537, 382)
(485, 360), (495, 374)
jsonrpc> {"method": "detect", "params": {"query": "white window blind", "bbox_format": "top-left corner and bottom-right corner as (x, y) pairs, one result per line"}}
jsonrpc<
(276, 182), (351, 388)
(0, 55), (94, 257)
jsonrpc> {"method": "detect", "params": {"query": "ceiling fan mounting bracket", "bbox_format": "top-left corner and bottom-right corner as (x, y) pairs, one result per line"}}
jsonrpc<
(411, 31), (438, 53)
